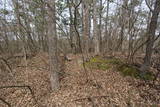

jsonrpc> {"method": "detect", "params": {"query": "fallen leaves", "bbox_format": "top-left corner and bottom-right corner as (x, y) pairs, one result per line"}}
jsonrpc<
(0, 54), (160, 106)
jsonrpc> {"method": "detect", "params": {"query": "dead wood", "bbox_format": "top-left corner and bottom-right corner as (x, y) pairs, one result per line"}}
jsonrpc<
(0, 97), (11, 107)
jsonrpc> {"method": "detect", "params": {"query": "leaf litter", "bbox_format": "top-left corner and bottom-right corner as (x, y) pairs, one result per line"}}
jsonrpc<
(0, 53), (160, 107)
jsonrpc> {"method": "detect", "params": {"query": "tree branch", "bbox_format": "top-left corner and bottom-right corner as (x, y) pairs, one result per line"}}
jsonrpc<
(0, 85), (38, 106)
(145, 0), (154, 12)
(0, 97), (11, 107)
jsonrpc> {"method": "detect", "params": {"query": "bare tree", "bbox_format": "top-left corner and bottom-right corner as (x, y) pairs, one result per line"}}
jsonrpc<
(117, 0), (128, 52)
(67, 0), (76, 53)
(140, 0), (160, 72)
(99, 0), (103, 52)
(93, 0), (100, 55)
(47, 0), (60, 91)
(104, 0), (110, 53)
(82, 0), (90, 54)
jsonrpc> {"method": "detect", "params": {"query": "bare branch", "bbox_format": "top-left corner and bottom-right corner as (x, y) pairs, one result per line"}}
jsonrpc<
(132, 32), (160, 57)
(0, 57), (14, 77)
(73, 95), (109, 102)
(145, 0), (154, 12)
(0, 85), (38, 106)
(0, 97), (11, 107)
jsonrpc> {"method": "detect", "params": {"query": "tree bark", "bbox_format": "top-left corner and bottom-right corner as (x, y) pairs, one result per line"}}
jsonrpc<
(104, 0), (110, 54)
(140, 0), (160, 71)
(67, 0), (76, 54)
(117, 0), (128, 52)
(99, 0), (103, 52)
(47, 0), (60, 91)
(82, 0), (90, 54)
(93, 0), (100, 55)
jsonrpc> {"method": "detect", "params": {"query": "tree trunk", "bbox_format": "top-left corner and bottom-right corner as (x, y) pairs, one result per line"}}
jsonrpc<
(82, 0), (90, 54)
(47, 0), (60, 91)
(140, 0), (160, 71)
(99, 0), (103, 52)
(93, 0), (99, 55)
(104, 0), (110, 54)
(67, 0), (76, 54)
(117, 0), (128, 52)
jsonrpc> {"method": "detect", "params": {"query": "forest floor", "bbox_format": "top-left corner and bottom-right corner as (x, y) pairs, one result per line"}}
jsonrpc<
(0, 53), (160, 107)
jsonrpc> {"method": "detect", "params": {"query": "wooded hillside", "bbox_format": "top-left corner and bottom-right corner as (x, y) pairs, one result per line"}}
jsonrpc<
(0, 0), (160, 106)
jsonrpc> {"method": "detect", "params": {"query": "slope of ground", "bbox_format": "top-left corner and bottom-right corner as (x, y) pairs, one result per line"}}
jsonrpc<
(0, 54), (159, 107)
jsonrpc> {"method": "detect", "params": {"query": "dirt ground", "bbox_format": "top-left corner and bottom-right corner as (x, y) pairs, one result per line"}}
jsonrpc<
(0, 53), (160, 107)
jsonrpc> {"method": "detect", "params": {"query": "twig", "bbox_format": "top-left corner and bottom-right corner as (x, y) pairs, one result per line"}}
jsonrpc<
(131, 33), (160, 59)
(0, 97), (11, 107)
(0, 57), (14, 77)
(17, 65), (49, 71)
(0, 85), (39, 106)
(145, 0), (154, 12)
(73, 95), (109, 102)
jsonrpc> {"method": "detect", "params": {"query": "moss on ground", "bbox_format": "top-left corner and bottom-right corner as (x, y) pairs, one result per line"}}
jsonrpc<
(105, 58), (123, 65)
(117, 64), (155, 80)
(85, 56), (154, 81)
(85, 56), (122, 71)
(117, 65), (140, 78)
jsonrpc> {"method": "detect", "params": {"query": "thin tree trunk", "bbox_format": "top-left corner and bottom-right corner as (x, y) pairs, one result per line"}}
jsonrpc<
(104, 0), (110, 54)
(82, 0), (90, 54)
(47, 0), (60, 91)
(93, 0), (99, 55)
(117, 0), (128, 52)
(67, 0), (75, 53)
(99, 0), (103, 52)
